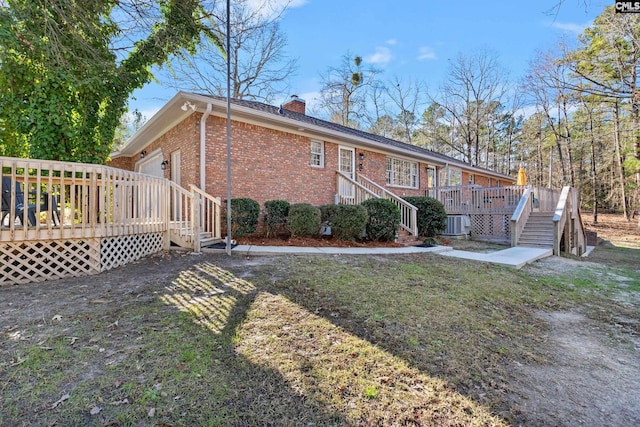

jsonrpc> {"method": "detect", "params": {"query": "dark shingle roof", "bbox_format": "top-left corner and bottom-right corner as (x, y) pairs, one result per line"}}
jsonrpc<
(197, 93), (513, 180)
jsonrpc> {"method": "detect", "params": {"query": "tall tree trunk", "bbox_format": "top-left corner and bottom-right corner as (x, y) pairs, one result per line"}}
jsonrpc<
(613, 101), (629, 219)
(561, 99), (576, 187)
(587, 106), (598, 224)
(555, 104), (567, 185)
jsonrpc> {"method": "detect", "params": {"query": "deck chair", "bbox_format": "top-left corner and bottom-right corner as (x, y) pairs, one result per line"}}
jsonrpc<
(40, 192), (60, 226)
(1, 176), (37, 226)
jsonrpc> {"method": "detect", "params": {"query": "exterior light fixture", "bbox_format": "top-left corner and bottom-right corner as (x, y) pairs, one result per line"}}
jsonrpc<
(359, 152), (365, 161)
(161, 160), (169, 170)
(181, 101), (196, 112)
(140, 150), (147, 158)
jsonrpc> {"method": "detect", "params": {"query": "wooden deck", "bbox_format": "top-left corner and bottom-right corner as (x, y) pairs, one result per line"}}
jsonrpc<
(1, 156), (221, 285)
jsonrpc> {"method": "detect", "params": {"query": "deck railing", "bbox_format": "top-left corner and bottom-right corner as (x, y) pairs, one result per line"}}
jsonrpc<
(1, 157), (167, 242)
(1, 156), (220, 285)
(426, 185), (527, 215)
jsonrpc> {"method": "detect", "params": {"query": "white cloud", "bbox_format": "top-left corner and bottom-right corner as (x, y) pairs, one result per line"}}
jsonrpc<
(550, 21), (590, 35)
(365, 46), (393, 65)
(417, 46), (436, 61)
(386, 39), (398, 46)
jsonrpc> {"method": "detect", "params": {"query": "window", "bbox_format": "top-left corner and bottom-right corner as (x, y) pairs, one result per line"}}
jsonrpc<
(439, 168), (462, 186)
(448, 169), (462, 186)
(310, 140), (324, 168)
(386, 157), (418, 188)
(427, 166), (436, 188)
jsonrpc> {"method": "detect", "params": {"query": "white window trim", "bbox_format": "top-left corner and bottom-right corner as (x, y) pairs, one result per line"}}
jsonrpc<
(447, 168), (462, 186)
(310, 140), (324, 168)
(427, 166), (437, 188)
(386, 157), (419, 189)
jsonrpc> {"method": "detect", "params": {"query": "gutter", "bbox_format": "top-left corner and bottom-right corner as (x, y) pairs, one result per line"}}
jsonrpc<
(200, 103), (212, 190)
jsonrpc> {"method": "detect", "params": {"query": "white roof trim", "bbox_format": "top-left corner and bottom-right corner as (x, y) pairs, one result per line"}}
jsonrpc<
(113, 92), (513, 181)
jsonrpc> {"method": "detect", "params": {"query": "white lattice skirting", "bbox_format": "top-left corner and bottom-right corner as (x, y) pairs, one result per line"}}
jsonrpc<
(1, 233), (165, 285)
(100, 233), (164, 271)
(470, 214), (511, 243)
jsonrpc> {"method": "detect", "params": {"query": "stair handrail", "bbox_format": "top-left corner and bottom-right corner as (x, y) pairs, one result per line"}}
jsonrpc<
(552, 186), (587, 256)
(510, 187), (533, 247)
(168, 181), (195, 248)
(190, 185), (223, 251)
(336, 171), (380, 203)
(357, 174), (419, 237)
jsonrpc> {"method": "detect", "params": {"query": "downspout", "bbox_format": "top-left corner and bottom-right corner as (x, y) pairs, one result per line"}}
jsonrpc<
(200, 103), (212, 190)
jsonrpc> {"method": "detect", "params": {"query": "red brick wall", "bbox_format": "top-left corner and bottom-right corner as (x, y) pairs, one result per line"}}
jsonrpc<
(204, 115), (338, 206)
(109, 112), (515, 209)
(107, 115), (200, 188)
(108, 156), (134, 171)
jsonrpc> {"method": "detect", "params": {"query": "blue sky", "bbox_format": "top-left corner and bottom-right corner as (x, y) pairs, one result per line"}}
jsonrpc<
(129, 0), (608, 118)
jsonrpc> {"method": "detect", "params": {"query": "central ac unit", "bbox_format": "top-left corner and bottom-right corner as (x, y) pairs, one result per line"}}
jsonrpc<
(444, 215), (471, 235)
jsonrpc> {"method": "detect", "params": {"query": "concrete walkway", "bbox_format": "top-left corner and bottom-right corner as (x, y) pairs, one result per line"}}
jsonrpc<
(206, 243), (560, 269)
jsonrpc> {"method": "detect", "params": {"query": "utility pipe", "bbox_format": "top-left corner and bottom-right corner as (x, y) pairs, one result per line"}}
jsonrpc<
(200, 103), (212, 190)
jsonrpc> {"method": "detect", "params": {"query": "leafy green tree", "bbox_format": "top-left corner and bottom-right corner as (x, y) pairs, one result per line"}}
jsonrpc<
(564, 6), (640, 219)
(0, 0), (216, 163)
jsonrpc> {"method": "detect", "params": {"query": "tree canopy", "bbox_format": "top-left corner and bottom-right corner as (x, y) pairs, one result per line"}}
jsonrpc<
(0, 0), (217, 163)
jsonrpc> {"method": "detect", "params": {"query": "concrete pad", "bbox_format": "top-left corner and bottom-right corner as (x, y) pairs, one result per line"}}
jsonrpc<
(209, 243), (551, 269)
(582, 246), (596, 257)
(441, 246), (552, 269)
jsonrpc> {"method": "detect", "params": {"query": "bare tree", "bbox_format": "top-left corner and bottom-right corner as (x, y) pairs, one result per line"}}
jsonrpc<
(435, 50), (509, 166)
(162, 0), (297, 102)
(522, 49), (575, 186)
(318, 53), (380, 128)
(384, 76), (427, 143)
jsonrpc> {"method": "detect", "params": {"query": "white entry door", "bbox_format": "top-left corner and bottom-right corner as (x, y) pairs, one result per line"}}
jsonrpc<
(338, 146), (355, 199)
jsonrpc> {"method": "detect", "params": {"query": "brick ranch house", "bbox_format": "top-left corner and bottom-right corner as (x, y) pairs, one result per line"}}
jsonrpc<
(109, 92), (515, 238)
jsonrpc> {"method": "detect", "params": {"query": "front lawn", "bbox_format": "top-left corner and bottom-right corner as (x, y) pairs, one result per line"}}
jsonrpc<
(1, 248), (638, 426)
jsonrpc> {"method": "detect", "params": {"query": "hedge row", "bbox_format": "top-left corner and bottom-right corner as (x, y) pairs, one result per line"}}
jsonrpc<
(225, 196), (446, 241)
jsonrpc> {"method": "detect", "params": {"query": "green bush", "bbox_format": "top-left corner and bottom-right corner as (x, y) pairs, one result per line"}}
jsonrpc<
(361, 198), (400, 242)
(227, 198), (260, 237)
(319, 204), (340, 224)
(330, 204), (368, 241)
(403, 196), (448, 237)
(288, 203), (321, 237)
(264, 200), (290, 237)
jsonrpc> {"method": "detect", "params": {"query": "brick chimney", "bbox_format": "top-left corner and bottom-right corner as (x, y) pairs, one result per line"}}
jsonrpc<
(281, 95), (306, 115)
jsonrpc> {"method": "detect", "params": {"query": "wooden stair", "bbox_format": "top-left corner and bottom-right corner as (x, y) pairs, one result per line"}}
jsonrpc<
(396, 229), (419, 246)
(200, 232), (222, 247)
(518, 212), (554, 248)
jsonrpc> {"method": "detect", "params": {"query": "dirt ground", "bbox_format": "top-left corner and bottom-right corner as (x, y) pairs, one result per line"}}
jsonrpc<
(1, 214), (639, 426)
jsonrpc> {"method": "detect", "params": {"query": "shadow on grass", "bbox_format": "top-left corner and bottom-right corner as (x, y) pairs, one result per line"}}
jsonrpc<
(157, 256), (509, 426)
(2, 252), (520, 426)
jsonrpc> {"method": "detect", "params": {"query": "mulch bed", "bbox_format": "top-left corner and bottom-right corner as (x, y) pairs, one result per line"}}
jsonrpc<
(235, 232), (403, 248)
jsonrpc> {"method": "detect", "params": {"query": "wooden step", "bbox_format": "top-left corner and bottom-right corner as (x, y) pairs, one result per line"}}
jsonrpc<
(396, 229), (419, 246)
(517, 212), (554, 248)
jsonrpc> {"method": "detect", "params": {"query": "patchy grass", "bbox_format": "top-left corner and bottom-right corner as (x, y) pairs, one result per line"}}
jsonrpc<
(1, 249), (638, 426)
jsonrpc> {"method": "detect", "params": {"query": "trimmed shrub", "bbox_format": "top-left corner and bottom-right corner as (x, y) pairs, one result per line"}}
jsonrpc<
(227, 198), (260, 237)
(361, 198), (400, 242)
(331, 204), (368, 241)
(319, 204), (340, 224)
(403, 196), (448, 237)
(288, 203), (321, 237)
(264, 199), (290, 236)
